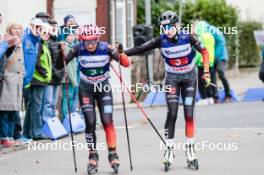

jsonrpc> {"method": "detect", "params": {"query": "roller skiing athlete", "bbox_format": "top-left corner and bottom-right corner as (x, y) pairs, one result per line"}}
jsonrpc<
(124, 11), (211, 172)
(62, 24), (129, 174)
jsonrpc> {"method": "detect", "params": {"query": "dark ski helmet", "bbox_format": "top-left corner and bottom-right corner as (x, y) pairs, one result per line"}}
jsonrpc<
(158, 11), (179, 26)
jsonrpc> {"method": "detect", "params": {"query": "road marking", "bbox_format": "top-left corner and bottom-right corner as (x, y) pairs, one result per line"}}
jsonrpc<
(115, 126), (133, 129)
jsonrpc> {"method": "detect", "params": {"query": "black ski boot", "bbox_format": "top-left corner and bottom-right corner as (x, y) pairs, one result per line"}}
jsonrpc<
(87, 152), (99, 175)
(186, 144), (199, 170)
(108, 151), (120, 174)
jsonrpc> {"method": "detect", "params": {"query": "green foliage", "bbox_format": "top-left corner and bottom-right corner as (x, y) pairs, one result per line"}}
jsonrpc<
(178, 0), (239, 67)
(137, 0), (174, 35)
(238, 21), (263, 67)
(137, 0), (263, 67)
(137, 0), (238, 35)
(180, 0), (238, 27)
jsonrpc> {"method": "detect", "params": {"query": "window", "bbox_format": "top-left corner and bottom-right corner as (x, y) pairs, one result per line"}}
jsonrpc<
(126, 0), (134, 47)
(110, 0), (116, 44)
(115, 0), (127, 47)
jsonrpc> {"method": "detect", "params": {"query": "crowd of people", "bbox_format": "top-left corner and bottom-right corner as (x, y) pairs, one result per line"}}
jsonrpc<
(0, 12), (80, 147)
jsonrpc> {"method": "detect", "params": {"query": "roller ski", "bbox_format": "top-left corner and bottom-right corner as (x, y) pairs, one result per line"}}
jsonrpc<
(163, 147), (174, 172)
(108, 151), (120, 174)
(87, 152), (99, 175)
(186, 144), (199, 170)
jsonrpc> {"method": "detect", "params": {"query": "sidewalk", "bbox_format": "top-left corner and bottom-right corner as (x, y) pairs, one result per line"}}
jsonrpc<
(225, 67), (263, 96)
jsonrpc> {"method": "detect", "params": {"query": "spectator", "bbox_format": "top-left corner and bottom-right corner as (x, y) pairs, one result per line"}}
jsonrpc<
(207, 23), (232, 102)
(41, 19), (64, 123)
(259, 45), (264, 83)
(22, 18), (45, 88)
(194, 21), (218, 104)
(58, 15), (78, 41)
(35, 12), (50, 23)
(61, 30), (79, 121)
(0, 23), (24, 147)
(0, 35), (18, 57)
(0, 13), (2, 40)
(22, 18), (44, 141)
(23, 22), (51, 140)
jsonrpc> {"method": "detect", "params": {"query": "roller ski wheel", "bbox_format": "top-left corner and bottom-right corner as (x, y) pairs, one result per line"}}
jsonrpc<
(164, 161), (170, 172)
(186, 144), (199, 170)
(108, 152), (120, 174)
(87, 152), (99, 175)
(187, 159), (199, 170)
(163, 147), (174, 172)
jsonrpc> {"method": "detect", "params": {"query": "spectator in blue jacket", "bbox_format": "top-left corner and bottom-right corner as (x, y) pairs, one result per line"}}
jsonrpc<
(22, 18), (44, 87)
(22, 18), (45, 140)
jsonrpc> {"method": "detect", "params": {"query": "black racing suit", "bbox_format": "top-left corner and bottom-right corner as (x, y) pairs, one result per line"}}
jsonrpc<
(65, 43), (120, 152)
(125, 34), (208, 140)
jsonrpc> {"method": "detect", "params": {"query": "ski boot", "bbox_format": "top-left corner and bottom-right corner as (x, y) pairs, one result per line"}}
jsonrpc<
(108, 151), (120, 174)
(163, 147), (174, 172)
(87, 152), (99, 175)
(185, 144), (199, 170)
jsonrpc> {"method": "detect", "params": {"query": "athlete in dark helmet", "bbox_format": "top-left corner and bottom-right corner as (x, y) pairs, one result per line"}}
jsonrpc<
(124, 11), (211, 171)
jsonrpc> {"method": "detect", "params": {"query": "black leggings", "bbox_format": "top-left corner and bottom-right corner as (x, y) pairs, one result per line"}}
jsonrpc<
(79, 80), (116, 151)
(165, 71), (197, 139)
(214, 60), (231, 97)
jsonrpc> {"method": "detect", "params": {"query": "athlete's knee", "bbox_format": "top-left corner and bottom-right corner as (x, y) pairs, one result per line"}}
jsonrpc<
(83, 112), (96, 133)
(103, 121), (117, 148)
(103, 121), (115, 133)
(85, 122), (95, 134)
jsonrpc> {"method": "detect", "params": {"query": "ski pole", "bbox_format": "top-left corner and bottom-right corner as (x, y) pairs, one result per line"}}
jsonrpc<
(110, 64), (166, 146)
(209, 82), (223, 90)
(116, 47), (133, 171)
(62, 51), (78, 173)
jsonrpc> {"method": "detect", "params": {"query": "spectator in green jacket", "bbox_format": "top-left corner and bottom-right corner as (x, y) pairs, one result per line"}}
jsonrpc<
(194, 21), (218, 103)
(41, 19), (64, 123)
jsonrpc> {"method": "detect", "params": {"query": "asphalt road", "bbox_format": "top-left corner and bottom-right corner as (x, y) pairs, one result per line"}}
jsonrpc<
(0, 101), (263, 175)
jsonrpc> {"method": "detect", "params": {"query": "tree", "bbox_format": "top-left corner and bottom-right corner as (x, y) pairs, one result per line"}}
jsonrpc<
(238, 21), (263, 67)
(137, 0), (262, 67)
(137, 0), (240, 67)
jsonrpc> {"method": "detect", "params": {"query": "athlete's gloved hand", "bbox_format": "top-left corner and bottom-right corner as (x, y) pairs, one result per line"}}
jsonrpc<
(114, 42), (129, 67)
(203, 72), (211, 88)
(119, 53), (130, 67)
